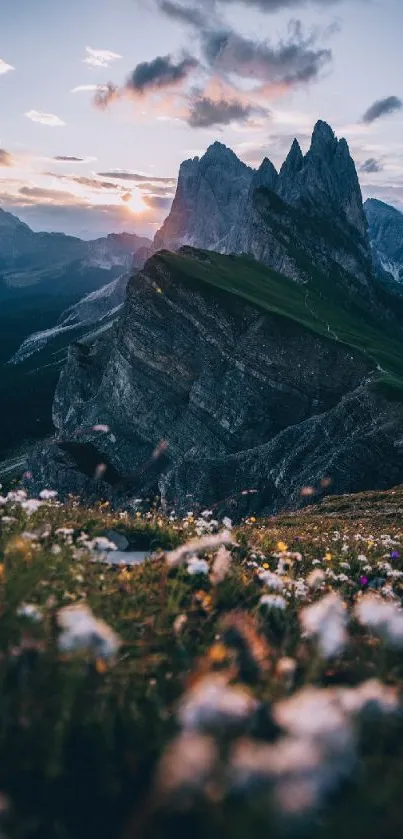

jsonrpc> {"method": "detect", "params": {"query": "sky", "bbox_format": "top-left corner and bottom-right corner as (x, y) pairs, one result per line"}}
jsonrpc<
(0, 0), (402, 240)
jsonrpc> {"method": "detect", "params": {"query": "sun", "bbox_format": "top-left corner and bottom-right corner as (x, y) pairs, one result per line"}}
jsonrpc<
(123, 190), (146, 215)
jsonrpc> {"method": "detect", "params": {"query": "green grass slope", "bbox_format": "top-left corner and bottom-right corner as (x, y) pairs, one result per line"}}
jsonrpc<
(161, 249), (403, 398)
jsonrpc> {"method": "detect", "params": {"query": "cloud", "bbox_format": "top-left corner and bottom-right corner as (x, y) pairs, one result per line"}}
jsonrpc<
(44, 171), (120, 191)
(94, 53), (198, 109)
(201, 20), (331, 86)
(142, 194), (174, 210)
(0, 149), (14, 167)
(159, 0), (363, 13)
(158, 0), (207, 26)
(54, 155), (85, 162)
(72, 84), (110, 93)
(362, 96), (403, 124)
(360, 157), (383, 174)
(25, 110), (65, 127)
(127, 54), (198, 94)
(84, 47), (122, 68)
(0, 58), (14, 75)
(19, 186), (80, 204)
(93, 83), (120, 109)
(97, 170), (175, 183)
(188, 95), (268, 127)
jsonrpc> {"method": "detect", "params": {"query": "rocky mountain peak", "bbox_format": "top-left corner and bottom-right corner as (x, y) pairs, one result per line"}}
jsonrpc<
(309, 119), (337, 154)
(253, 157), (278, 191)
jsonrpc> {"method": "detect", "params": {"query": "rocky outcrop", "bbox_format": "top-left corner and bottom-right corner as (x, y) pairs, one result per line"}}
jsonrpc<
(27, 249), (403, 516)
(365, 198), (403, 285)
(154, 142), (253, 252)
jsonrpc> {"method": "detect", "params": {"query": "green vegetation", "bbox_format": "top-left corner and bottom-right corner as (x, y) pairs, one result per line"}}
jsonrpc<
(2, 490), (403, 838)
(161, 249), (403, 398)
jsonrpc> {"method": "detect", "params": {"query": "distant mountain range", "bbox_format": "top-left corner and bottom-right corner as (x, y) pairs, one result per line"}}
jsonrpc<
(0, 214), (151, 460)
(21, 121), (403, 515)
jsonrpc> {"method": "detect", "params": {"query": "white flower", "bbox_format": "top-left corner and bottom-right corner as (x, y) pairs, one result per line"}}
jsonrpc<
(155, 732), (217, 798)
(357, 554), (367, 563)
(259, 594), (287, 610)
(166, 530), (233, 567)
(81, 536), (118, 552)
(300, 593), (347, 658)
(211, 546), (232, 584)
(39, 489), (58, 500)
(307, 569), (326, 589)
(258, 570), (284, 591)
(178, 675), (258, 733)
(222, 517), (232, 530)
(355, 593), (403, 646)
(187, 557), (209, 576)
(17, 603), (42, 622)
(21, 499), (43, 515)
(57, 603), (120, 660)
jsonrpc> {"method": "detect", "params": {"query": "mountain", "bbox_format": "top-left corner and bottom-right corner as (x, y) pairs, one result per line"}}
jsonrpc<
(0, 209), (151, 458)
(365, 198), (403, 285)
(19, 122), (403, 512)
(154, 141), (253, 252)
(0, 208), (150, 300)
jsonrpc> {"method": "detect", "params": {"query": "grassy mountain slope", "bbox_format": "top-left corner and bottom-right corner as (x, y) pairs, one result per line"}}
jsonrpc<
(161, 248), (403, 397)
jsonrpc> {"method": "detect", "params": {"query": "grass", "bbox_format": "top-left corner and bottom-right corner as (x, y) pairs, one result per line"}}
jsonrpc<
(2, 489), (403, 837)
(160, 249), (403, 398)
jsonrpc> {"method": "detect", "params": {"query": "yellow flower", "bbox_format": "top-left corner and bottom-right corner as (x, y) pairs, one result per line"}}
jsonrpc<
(277, 541), (288, 552)
(325, 552), (332, 562)
(4, 537), (33, 563)
(208, 643), (228, 663)
(0, 564), (5, 581)
(95, 658), (108, 674)
(249, 517), (256, 523)
(262, 563), (270, 570)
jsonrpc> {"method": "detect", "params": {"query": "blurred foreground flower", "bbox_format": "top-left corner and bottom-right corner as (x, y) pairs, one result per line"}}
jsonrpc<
(57, 603), (121, 660)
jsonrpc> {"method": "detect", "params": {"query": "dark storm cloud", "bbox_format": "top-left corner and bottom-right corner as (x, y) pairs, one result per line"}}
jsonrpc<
(188, 96), (268, 127)
(97, 170), (176, 184)
(362, 96), (403, 124)
(201, 21), (332, 86)
(126, 53), (198, 94)
(359, 158), (383, 174)
(0, 149), (14, 167)
(54, 155), (85, 162)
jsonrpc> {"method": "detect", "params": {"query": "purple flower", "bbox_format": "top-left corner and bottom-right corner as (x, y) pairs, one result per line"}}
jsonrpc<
(391, 550), (400, 560)
(360, 576), (369, 587)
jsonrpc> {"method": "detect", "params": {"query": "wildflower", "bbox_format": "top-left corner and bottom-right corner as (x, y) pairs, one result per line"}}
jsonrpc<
(57, 603), (120, 660)
(307, 569), (326, 589)
(324, 552), (332, 562)
(391, 550), (400, 559)
(211, 546), (232, 585)
(187, 557), (209, 576)
(166, 530), (233, 567)
(173, 614), (187, 635)
(17, 603), (42, 622)
(300, 593), (347, 658)
(39, 489), (58, 500)
(259, 594), (287, 610)
(155, 732), (217, 801)
(258, 570), (284, 591)
(355, 593), (403, 646)
(178, 674), (258, 734)
(276, 657), (297, 688)
(360, 576), (369, 587)
(277, 541), (288, 552)
(222, 517), (232, 530)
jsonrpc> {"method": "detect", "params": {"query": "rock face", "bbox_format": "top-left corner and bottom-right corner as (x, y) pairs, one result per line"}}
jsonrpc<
(154, 142), (253, 252)
(365, 198), (403, 285)
(28, 248), (403, 516)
